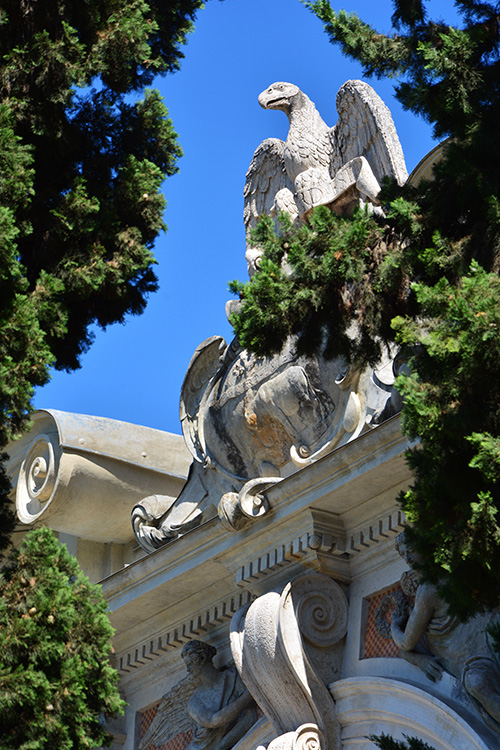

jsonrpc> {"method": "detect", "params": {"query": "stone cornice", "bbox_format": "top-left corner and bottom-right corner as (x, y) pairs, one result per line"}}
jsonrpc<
(115, 589), (254, 675)
(103, 417), (412, 677)
(232, 508), (406, 590)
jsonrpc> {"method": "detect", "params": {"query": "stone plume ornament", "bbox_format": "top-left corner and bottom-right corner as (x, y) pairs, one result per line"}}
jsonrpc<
(131, 81), (408, 553)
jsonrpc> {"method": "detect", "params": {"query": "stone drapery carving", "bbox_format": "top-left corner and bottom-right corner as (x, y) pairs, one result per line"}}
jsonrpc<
(132, 335), (398, 551)
(244, 80), (407, 275)
(230, 572), (348, 750)
(390, 534), (500, 733)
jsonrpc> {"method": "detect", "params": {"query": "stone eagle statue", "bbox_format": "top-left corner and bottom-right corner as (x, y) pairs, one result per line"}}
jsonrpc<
(244, 80), (408, 275)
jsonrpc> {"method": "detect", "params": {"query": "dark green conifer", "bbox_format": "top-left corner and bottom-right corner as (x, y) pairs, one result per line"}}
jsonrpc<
(0, 0), (204, 550)
(369, 735), (435, 750)
(0, 527), (125, 749)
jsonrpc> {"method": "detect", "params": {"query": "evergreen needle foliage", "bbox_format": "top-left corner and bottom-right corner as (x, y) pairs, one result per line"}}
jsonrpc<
(369, 735), (435, 750)
(0, 0), (205, 551)
(230, 0), (500, 619)
(0, 527), (125, 749)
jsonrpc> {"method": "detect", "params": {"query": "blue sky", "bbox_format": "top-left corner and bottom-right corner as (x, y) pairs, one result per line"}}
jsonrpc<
(34, 0), (460, 436)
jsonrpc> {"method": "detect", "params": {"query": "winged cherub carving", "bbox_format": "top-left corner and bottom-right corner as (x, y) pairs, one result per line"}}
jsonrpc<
(244, 80), (408, 275)
(138, 641), (257, 750)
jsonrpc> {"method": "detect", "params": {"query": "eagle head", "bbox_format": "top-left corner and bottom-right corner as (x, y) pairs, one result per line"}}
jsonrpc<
(258, 82), (300, 114)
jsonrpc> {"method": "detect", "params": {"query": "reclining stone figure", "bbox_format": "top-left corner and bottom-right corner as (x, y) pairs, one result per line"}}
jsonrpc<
(391, 534), (500, 731)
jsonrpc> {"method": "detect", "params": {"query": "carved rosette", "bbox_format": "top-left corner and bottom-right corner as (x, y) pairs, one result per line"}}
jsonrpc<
(16, 434), (61, 524)
(230, 572), (348, 750)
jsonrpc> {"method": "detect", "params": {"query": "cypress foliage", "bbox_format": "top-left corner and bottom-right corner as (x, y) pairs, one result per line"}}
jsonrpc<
(230, 1), (500, 618)
(369, 735), (435, 750)
(0, 0), (204, 552)
(0, 527), (125, 749)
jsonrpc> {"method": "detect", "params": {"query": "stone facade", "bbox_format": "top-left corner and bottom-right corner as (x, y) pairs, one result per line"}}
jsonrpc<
(9, 410), (499, 749)
(6, 81), (500, 750)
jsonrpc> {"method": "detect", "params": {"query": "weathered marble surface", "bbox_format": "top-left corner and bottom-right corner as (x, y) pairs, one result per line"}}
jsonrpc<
(231, 572), (348, 750)
(132, 79), (409, 553)
(140, 641), (257, 750)
(256, 724), (324, 750)
(330, 677), (495, 750)
(6, 409), (189, 551)
(5, 67), (493, 749)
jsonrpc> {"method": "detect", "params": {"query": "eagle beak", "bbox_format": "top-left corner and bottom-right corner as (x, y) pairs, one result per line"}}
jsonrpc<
(258, 90), (270, 109)
(259, 91), (286, 110)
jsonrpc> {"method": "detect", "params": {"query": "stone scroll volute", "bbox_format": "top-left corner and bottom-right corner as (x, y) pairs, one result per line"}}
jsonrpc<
(230, 572), (348, 750)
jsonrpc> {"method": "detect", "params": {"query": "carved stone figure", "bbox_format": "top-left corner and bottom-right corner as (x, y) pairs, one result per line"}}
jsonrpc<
(391, 534), (500, 731)
(138, 641), (257, 750)
(181, 640), (257, 750)
(244, 80), (407, 275)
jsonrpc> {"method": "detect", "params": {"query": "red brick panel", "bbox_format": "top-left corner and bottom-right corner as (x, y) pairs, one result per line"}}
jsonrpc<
(362, 583), (402, 659)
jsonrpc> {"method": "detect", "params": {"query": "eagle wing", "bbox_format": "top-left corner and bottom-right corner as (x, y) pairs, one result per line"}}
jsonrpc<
(138, 675), (195, 750)
(333, 80), (408, 186)
(179, 336), (227, 464)
(243, 137), (296, 233)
